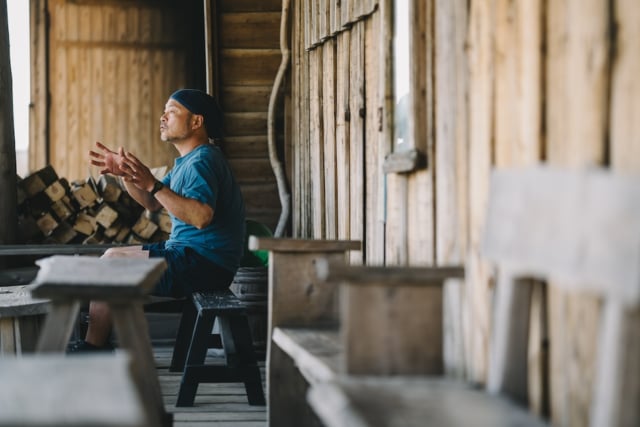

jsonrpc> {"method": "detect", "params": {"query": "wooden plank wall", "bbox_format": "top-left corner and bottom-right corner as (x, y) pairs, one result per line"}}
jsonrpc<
(545, 1), (609, 425)
(290, 0), (379, 257)
(217, 0), (282, 231)
(32, 0), (205, 182)
(293, 0), (640, 424)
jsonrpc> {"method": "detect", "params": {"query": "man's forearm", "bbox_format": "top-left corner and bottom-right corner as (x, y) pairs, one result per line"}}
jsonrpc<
(154, 188), (213, 229)
(122, 178), (162, 211)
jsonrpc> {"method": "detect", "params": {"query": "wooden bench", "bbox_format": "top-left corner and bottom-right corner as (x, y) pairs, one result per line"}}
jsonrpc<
(271, 264), (470, 427)
(170, 288), (266, 407)
(0, 244), (118, 355)
(300, 166), (640, 427)
(30, 255), (171, 427)
(246, 237), (361, 426)
(0, 284), (49, 355)
(0, 352), (148, 427)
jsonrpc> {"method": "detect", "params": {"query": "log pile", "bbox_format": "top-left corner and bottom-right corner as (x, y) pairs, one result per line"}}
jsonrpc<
(16, 165), (171, 245)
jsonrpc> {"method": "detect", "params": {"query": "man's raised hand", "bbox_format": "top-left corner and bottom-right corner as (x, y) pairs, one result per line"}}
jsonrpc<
(89, 142), (128, 176)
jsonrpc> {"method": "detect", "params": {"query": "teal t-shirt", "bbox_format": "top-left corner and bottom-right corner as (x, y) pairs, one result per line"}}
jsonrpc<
(161, 144), (245, 273)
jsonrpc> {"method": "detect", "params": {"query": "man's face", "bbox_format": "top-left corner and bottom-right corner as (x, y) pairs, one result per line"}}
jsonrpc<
(159, 98), (196, 143)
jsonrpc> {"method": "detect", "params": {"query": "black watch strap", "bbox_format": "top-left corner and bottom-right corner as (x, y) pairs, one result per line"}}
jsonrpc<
(150, 180), (164, 197)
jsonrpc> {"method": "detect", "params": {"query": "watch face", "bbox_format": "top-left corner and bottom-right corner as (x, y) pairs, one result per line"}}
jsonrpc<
(152, 181), (163, 194)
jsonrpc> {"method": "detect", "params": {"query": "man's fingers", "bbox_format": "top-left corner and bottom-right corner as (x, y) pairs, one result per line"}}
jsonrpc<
(88, 150), (102, 159)
(95, 141), (113, 153)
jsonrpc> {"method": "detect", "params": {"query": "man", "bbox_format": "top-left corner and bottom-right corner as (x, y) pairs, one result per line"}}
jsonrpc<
(70, 89), (246, 352)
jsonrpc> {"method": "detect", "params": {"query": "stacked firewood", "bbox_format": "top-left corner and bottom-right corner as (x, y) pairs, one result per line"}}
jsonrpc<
(16, 165), (172, 245)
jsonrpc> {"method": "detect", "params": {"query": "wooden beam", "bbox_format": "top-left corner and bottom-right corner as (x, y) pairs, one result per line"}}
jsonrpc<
(0, 0), (18, 250)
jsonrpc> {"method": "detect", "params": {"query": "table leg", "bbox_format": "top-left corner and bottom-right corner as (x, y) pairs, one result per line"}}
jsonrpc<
(0, 317), (16, 355)
(111, 303), (171, 427)
(36, 301), (80, 353)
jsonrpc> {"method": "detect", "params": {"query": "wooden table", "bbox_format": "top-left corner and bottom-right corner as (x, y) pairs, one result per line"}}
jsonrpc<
(0, 353), (148, 427)
(0, 284), (49, 355)
(30, 255), (170, 427)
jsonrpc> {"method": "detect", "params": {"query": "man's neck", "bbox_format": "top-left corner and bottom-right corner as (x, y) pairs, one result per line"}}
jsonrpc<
(173, 136), (209, 157)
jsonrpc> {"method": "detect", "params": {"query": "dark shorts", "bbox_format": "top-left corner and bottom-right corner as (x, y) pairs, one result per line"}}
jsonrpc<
(143, 242), (235, 298)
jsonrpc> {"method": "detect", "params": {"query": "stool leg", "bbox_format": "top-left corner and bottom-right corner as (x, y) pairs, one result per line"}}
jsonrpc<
(176, 310), (216, 407)
(170, 301), (198, 372)
(226, 315), (266, 406)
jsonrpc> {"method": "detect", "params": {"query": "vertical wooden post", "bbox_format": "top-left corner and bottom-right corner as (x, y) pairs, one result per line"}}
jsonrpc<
(0, 0), (18, 251)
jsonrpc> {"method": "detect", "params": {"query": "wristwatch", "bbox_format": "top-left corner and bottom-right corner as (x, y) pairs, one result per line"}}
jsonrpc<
(149, 180), (164, 197)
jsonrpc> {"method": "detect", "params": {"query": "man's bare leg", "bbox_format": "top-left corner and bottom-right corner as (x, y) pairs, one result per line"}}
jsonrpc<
(84, 246), (149, 347)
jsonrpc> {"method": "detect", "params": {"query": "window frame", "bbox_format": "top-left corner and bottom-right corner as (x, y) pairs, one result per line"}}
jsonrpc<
(382, 0), (429, 174)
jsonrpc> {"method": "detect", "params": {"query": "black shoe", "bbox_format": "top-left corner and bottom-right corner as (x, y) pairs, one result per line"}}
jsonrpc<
(66, 339), (115, 354)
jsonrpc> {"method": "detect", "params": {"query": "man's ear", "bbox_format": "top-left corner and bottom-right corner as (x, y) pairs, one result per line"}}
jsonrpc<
(192, 114), (205, 131)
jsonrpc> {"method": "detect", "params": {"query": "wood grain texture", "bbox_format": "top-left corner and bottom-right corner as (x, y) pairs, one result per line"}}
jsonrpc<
(323, 40), (338, 240)
(483, 166), (640, 426)
(348, 22), (365, 264)
(493, 0), (542, 167)
(0, 285), (49, 317)
(249, 236), (360, 253)
(310, 48), (326, 238)
(31, 256), (167, 299)
(0, 353), (147, 427)
(364, 11), (384, 265)
(465, 0), (496, 384)
(610, 0), (640, 172)
(46, 0), (196, 180)
(308, 377), (548, 427)
(482, 167), (640, 303)
(344, 284), (444, 375)
(335, 31), (351, 241)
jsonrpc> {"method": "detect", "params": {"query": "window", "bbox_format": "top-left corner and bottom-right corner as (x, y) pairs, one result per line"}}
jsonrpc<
(383, 0), (428, 173)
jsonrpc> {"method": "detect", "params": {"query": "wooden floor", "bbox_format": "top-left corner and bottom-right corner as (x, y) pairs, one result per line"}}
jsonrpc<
(154, 346), (267, 427)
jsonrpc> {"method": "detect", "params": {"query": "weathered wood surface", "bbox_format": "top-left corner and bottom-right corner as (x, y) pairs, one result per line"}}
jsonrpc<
(0, 285), (49, 355)
(31, 256), (166, 299)
(249, 236), (360, 253)
(272, 327), (341, 383)
(30, 255), (169, 426)
(0, 285), (49, 317)
(308, 377), (548, 427)
(482, 166), (640, 426)
(0, 243), (120, 256)
(304, 0), (378, 47)
(255, 238), (359, 427)
(0, 352), (147, 427)
(316, 261), (464, 285)
(155, 345), (267, 426)
(36, 0), (201, 180)
(482, 167), (640, 304)
(319, 262), (463, 375)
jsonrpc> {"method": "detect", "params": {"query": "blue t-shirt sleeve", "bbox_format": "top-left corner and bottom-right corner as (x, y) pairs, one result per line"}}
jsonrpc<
(161, 169), (171, 187)
(182, 156), (219, 208)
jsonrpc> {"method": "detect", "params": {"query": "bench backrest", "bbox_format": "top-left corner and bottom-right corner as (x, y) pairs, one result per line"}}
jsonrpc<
(482, 166), (640, 427)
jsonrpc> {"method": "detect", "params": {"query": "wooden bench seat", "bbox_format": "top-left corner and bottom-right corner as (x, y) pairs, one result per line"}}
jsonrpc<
(171, 289), (265, 407)
(272, 327), (342, 384)
(308, 377), (547, 427)
(0, 352), (148, 427)
(272, 323), (546, 427)
(297, 166), (640, 427)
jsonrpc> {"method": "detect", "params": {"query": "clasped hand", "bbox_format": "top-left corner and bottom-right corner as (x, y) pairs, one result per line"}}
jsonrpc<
(89, 141), (156, 192)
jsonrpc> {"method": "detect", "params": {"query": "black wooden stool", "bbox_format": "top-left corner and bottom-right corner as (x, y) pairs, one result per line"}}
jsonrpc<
(170, 289), (265, 407)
